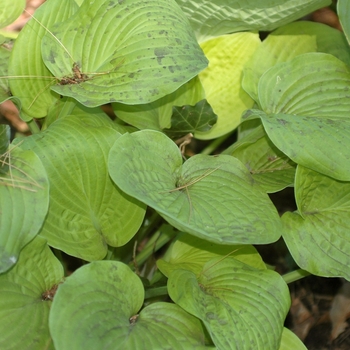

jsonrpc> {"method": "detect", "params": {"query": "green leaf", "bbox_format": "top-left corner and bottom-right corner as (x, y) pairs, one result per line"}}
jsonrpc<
(17, 114), (146, 261)
(109, 130), (282, 245)
(338, 0), (350, 45)
(279, 328), (307, 350)
(224, 125), (296, 193)
(0, 235), (64, 350)
(196, 32), (259, 139)
(0, 125), (9, 155)
(157, 232), (266, 278)
(282, 166), (350, 279)
(42, 0), (207, 107)
(8, 0), (78, 121)
(176, 0), (331, 42)
(0, 42), (11, 101)
(242, 32), (317, 102)
(112, 77), (205, 131)
(0, 146), (49, 273)
(168, 258), (290, 349)
(245, 53), (350, 181)
(164, 99), (217, 138)
(50, 261), (208, 349)
(0, 0), (25, 29)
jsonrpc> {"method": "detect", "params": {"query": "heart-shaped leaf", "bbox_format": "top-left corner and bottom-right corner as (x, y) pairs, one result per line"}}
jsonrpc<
(109, 130), (282, 245)
(168, 257), (290, 349)
(0, 236), (64, 350)
(17, 114), (146, 261)
(244, 53), (350, 181)
(0, 145), (49, 273)
(282, 166), (350, 279)
(42, 0), (207, 107)
(50, 261), (209, 349)
(157, 232), (266, 277)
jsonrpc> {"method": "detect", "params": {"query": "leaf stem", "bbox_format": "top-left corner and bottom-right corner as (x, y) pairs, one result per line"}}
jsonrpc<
(282, 269), (311, 284)
(144, 286), (168, 299)
(200, 132), (233, 155)
(27, 119), (40, 134)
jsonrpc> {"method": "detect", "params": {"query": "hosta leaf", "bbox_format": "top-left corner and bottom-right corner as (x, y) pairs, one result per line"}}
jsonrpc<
(338, 0), (350, 45)
(244, 53), (350, 181)
(0, 0), (25, 29)
(0, 125), (9, 155)
(50, 261), (208, 350)
(17, 114), (146, 261)
(42, 0), (207, 107)
(242, 33), (317, 102)
(168, 257), (290, 349)
(0, 42), (11, 101)
(0, 236), (64, 350)
(224, 125), (296, 193)
(282, 166), (350, 279)
(176, 0), (330, 42)
(164, 99), (217, 138)
(8, 0), (78, 121)
(196, 32), (259, 139)
(113, 77), (205, 131)
(279, 328), (307, 350)
(157, 232), (266, 278)
(109, 130), (282, 245)
(0, 146), (49, 273)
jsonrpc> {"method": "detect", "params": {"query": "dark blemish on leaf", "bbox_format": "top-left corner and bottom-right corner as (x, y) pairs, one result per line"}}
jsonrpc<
(149, 88), (159, 95)
(118, 0), (124, 4)
(129, 314), (139, 324)
(147, 33), (152, 38)
(277, 119), (288, 126)
(154, 47), (170, 65)
(128, 73), (135, 78)
(175, 38), (182, 45)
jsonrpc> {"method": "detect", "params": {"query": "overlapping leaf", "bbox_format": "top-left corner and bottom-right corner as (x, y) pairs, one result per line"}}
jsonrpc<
(0, 236), (63, 350)
(168, 257), (290, 349)
(176, 0), (330, 42)
(244, 53), (350, 181)
(282, 166), (350, 279)
(0, 0), (25, 29)
(42, 0), (207, 107)
(0, 145), (49, 273)
(50, 261), (209, 350)
(17, 114), (146, 261)
(338, 0), (350, 45)
(109, 130), (282, 245)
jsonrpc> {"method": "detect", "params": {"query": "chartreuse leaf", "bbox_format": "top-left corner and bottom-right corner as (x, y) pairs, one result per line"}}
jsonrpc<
(279, 328), (307, 350)
(0, 42), (11, 102)
(164, 99), (217, 138)
(242, 33), (317, 102)
(0, 145), (49, 273)
(168, 257), (290, 349)
(42, 0), (207, 107)
(109, 130), (282, 245)
(112, 76), (205, 131)
(0, 125), (9, 155)
(244, 53), (350, 181)
(282, 166), (350, 279)
(0, 0), (25, 29)
(338, 0), (350, 45)
(50, 261), (209, 350)
(196, 32), (260, 139)
(224, 125), (296, 193)
(17, 114), (145, 261)
(176, 0), (330, 42)
(273, 21), (350, 66)
(8, 0), (78, 121)
(157, 233), (266, 278)
(0, 235), (64, 350)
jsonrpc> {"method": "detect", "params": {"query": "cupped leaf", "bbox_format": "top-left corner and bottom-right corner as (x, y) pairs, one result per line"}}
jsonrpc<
(282, 166), (350, 279)
(245, 53), (350, 181)
(224, 125), (296, 193)
(242, 33), (317, 102)
(164, 99), (217, 138)
(109, 130), (282, 245)
(0, 145), (49, 273)
(338, 0), (350, 45)
(113, 77), (205, 131)
(50, 261), (209, 350)
(8, 0), (78, 121)
(196, 32), (260, 139)
(17, 114), (146, 261)
(0, 235), (64, 350)
(168, 257), (290, 349)
(0, 0), (25, 29)
(176, 0), (330, 42)
(42, 0), (207, 107)
(157, 232), (266, 278)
